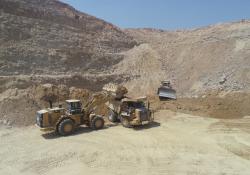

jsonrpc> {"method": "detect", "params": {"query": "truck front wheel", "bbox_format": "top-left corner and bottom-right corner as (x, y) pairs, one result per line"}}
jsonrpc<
(120, 117), (132, 128)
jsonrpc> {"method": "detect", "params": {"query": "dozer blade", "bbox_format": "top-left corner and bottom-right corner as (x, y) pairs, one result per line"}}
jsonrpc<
(158, 88), (177, 100)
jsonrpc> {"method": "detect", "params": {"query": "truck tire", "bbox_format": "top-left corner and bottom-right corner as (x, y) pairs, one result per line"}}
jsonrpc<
(58, 119), (75, 136)
(108, 109), (118, 123)
(91, 116), (104, 130)
(120, 117), (132, 128)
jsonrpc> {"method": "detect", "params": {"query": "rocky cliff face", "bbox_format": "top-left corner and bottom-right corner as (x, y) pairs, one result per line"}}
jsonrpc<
(0, 0), (137, 75)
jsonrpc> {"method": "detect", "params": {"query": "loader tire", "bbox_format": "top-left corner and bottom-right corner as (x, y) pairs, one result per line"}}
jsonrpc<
(91, 116), (104, 130)
(120, 117), (132, 128)
(58, 119), (74, 136)
(108, 109), (118, 123)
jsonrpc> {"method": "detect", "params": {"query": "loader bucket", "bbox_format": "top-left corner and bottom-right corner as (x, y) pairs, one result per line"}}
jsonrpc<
(157, 87), (177, 100)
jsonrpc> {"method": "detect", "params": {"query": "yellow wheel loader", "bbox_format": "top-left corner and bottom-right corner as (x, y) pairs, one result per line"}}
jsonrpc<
(36, 99), (104, 136)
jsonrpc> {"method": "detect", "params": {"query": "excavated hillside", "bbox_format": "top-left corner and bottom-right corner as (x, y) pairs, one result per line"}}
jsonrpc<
(0, 0), (137, 126)
(124, 21), (250, 96)
(1, 0), (249, 96)
(0, 0), (250, 126)
(0, 0), (136, 76)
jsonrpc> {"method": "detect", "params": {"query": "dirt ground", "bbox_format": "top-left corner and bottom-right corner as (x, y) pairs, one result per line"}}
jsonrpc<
(151, 91), (250, 119)
(1, 110), (250, 175)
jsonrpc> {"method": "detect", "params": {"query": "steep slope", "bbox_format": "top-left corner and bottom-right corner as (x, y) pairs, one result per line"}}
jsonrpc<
(124, 21), (250, 96)
(113, 43), (164, 95)
(0, 0), (137, 75)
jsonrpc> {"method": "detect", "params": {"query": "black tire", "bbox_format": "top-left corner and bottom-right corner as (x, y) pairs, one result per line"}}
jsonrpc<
(58, 119), (75, 136)
(120, 116), (132, 128)
(91, 116), (104, 130)
(108, 109), (119, 123)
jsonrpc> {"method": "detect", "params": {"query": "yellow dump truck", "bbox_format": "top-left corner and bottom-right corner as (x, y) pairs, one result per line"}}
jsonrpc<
(106, 97), (154, 128)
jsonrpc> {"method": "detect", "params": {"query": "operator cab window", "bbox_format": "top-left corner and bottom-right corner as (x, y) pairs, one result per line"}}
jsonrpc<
(71, 102), (81, 109)
(67, 102), (82, 114)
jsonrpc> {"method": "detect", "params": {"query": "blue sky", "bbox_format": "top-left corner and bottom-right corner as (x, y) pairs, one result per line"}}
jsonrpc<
(60, 0), (250, 30)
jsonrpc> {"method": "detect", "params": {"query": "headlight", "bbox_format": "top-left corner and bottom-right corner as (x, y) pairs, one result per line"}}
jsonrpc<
(36, 113), (43, 127)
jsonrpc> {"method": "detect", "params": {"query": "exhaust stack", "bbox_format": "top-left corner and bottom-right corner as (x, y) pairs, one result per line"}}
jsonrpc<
(49, 100), (53, 109)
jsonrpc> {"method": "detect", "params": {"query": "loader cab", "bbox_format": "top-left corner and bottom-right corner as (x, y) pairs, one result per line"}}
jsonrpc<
(66, 100), (82, 114)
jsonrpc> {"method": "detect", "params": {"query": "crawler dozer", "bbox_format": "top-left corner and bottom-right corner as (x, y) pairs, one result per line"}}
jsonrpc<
(157, 81), (177, 100)
(36, 98), (105, 136)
